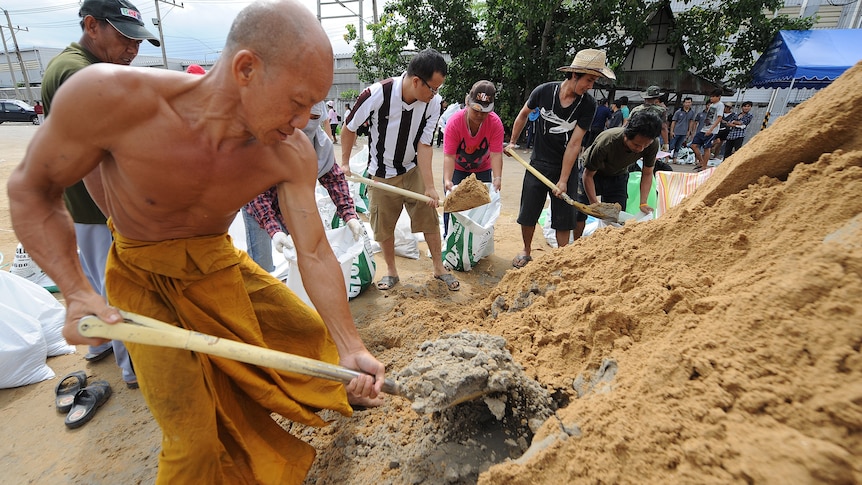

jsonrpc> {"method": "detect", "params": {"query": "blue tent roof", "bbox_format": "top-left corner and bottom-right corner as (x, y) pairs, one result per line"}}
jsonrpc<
(749, 29), (862, 89)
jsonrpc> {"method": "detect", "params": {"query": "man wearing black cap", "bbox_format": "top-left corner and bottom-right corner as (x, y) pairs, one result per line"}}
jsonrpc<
(630, 85), (669, 150)
(38, 0), (159, 389)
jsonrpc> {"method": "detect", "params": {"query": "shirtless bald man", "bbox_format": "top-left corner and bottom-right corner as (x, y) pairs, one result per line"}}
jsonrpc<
(8, 0), (384, 482)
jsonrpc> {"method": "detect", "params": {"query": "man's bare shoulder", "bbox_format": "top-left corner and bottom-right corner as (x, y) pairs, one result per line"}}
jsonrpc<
(55, 64), (192, 116)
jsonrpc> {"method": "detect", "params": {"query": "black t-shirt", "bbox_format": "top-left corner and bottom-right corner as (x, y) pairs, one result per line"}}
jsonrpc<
(526, 82), (596, 166)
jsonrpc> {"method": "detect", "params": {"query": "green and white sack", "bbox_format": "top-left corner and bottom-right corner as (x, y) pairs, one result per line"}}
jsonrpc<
(332, 218), (376, 299)
(442, 185), (500, 271)
(282, 226), (364, 309)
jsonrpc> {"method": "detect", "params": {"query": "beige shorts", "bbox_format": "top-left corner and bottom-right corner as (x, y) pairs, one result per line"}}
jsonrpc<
(369, 166), (440, 241)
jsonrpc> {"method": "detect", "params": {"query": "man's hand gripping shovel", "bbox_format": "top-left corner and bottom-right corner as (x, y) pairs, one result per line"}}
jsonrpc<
(504, 146), (622, 222)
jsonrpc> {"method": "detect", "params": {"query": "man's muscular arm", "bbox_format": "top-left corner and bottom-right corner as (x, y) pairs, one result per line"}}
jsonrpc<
(7, 67), (127, 344)
(277, 136), (384, 399)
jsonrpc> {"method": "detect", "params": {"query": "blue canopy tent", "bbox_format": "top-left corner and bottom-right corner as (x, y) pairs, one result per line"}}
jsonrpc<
(750, 29), (862, 89)
(749, 30), (862, 126)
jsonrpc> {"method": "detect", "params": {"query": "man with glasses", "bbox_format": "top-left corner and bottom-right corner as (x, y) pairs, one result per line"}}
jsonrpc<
(38, 0), (161, 389)
(340, 48), (460, 291)
(573, 111), (662, 239)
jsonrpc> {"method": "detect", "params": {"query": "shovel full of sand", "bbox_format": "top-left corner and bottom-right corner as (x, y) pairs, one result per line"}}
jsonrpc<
(504, 146), (621, 222)
(346, 173), (491, 212)
(79, 312), (527, 413)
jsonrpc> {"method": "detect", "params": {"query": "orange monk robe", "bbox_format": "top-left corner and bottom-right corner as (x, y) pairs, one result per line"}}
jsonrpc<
(106, 223), (352, 484)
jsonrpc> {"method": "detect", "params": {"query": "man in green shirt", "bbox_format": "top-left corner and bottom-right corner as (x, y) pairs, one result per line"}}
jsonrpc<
(40, 0), (159, 386)
(574, 111), (662, 239)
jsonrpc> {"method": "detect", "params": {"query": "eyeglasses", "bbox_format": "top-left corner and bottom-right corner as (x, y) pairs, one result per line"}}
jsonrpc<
(420, 77), (441, 95)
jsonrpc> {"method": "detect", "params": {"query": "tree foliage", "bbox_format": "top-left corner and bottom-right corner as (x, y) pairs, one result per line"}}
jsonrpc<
(345, 0), (814, 127)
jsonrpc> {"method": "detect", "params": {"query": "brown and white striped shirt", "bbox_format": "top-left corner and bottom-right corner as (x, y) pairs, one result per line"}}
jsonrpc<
(345, 73), (442, 179)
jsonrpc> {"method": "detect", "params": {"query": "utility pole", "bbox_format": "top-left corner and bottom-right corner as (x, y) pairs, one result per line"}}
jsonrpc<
(152, 0), (184, 69)
(0, 25), (22, 99)
(318, 0), (378, 43)
(2, 8), (33, 102)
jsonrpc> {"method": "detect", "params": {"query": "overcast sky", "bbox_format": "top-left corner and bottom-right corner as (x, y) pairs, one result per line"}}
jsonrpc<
(1, 0), (380, 61)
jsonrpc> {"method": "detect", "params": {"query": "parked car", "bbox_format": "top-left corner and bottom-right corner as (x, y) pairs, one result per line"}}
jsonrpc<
(0, 99), (38, 124)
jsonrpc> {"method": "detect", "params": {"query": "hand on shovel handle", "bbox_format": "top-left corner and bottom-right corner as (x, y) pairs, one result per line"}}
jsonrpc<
(504, 146), (621, 222)
(78, 311), (402, 396)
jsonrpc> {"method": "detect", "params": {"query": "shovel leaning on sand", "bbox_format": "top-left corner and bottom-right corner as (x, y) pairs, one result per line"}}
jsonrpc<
(345, 174), (489, 212)
(504, 146), (621, 222)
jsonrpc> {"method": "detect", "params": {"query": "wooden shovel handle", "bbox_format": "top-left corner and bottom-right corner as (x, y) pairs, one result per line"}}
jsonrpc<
(504, 146), (612, 219)
(78, 311), (402, 396)
(346, 174), (432, 204)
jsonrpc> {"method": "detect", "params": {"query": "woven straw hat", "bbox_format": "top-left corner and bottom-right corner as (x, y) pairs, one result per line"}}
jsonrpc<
(557, 49), (615, 80)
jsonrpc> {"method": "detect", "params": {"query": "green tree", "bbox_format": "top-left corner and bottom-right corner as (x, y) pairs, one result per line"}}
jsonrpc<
(340, 89), (360, 102)
(346, 0), (813, 127)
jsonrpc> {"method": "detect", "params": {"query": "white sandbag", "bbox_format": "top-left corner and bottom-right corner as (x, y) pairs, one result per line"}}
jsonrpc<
(654, 168), (716, 218)
(330, 220), (377, 299)
(316, 182), (339, 228)
(443, 184), (501, 271)
(347, 230), (376, 299)
(0, 303), (55, 389)
(281, 226), (364, 309)
(393, 208), (420, 259)
(0, 271), (74, 357)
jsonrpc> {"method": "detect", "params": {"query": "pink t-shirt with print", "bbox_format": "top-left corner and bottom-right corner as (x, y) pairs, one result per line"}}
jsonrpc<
(443, 108), (504, 173)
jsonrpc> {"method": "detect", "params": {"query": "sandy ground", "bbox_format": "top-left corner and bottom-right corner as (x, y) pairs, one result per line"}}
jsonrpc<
(2, 60), (861, 484)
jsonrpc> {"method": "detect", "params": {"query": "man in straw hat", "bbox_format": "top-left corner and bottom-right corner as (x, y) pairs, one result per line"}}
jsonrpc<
(507, 48), (614, 268)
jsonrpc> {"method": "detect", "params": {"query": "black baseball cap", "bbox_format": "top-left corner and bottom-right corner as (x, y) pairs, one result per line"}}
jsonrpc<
(80, 0), (160, 47)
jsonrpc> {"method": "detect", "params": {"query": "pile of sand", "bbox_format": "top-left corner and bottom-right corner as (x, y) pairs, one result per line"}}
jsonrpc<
(301, 63), (862, 484)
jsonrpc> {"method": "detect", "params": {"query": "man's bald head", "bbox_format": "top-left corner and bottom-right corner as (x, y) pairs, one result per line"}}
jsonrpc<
(224, 0), (331, 68)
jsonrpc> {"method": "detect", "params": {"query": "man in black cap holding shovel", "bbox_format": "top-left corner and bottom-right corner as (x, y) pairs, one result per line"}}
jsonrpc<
(37, 0), (161, 390)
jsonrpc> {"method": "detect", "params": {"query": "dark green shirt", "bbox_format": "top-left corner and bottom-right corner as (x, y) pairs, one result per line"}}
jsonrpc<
(580, 127), (659, 176)
(42, 42), (106, 224)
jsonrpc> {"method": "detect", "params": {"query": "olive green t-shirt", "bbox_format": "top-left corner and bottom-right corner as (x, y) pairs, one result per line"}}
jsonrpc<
(42, 42), (106, 224)
(579, 127), (659, 176)
(629, 103), (668, 124)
